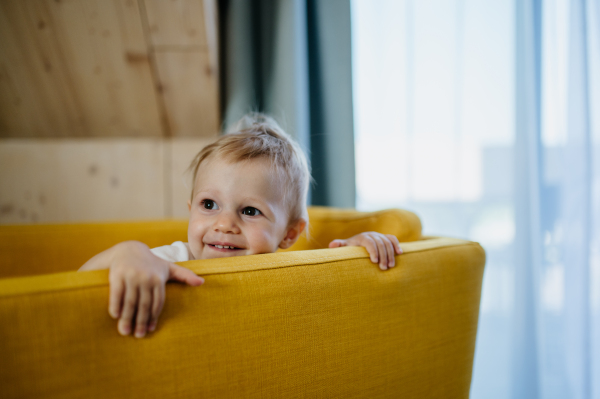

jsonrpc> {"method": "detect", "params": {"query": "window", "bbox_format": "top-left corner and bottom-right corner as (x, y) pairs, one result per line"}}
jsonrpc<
(351, 1), (515, 397)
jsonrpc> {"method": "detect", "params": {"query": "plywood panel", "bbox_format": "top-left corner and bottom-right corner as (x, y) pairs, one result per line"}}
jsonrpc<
(202, 0), (219, 72)
(168, 137), (215, 218)
(142, 0), (208, 48)
(0, 0), (163, 137)
(0, 139), (166, 224)
(154, 50), (219, 137)
(0, 2), (79, 137)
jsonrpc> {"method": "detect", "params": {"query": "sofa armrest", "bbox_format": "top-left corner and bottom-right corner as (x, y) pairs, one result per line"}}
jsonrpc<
(0, 220), (189, 278)
(286, 207), (422, 251)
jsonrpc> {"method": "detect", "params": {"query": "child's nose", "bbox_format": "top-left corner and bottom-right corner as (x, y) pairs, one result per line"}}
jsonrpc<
(214, 211), (241, 234)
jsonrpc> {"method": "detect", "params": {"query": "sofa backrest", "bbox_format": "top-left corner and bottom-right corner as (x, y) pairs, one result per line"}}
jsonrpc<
(286, 206), (422, 251)
(0, 207), (422, 278)
(0, 235), (485, 398)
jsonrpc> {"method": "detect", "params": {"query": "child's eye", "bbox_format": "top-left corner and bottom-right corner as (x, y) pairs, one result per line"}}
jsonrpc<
(202, 200), (219, 210)
(241, 207), (261, 216)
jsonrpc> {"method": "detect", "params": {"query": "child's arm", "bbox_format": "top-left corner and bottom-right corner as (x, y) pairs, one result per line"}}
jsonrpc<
(79, 241), (204, 338)
(329, 232), (402, 270)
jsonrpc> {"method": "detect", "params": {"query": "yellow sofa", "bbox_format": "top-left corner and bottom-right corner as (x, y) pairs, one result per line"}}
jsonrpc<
(0, 207), (485, 398)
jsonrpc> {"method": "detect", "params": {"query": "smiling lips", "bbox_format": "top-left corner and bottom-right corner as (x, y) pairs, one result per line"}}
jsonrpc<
(207, 243), (243, 251)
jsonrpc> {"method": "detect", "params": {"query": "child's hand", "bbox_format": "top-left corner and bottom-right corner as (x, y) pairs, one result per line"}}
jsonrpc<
(329, 232), (402, 270)
(80, 241), (204, 338)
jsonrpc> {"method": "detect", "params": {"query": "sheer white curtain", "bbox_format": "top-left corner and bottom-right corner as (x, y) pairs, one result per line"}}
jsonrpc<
(514, 0), (600, 398)
(351, 0), (599, 398)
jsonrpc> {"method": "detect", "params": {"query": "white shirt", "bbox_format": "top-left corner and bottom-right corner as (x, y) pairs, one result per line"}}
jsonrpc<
(150, 241), (194, 262)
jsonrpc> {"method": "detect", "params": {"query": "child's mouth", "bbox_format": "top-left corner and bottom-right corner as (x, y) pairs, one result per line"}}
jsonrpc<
(208, 244), (243, 251)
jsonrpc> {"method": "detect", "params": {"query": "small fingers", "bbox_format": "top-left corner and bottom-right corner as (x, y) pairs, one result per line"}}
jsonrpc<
(328, 239), (347, 248)
(134, 286), (153, 338)
(386, 234), (403, 255)
(360, 236), (379, 264)
(382, 236), (396, 268)
(108, 275), (125, 319)
(332, 232), (402, 271)
(372, 235), (389, 270)
(118, 283), (138, 336)
(149, 284), (165, 333)
(169, 264), (204, 286)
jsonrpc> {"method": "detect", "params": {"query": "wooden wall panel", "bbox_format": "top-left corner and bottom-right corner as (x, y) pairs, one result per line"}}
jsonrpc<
(0, 0), (163, 137)
(142, 0), (208, 48)
(142, 0), (219, 137)
(0, 137), (221, 224)
(169, 137), (214, 218)
(0, 1), (221, 224)
(154, 51), (219, 137)
(0, 2), (78, 137)
(0, 139), (165, 224)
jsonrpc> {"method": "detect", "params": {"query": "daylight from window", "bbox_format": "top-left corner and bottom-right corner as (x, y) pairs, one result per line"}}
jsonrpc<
(351, 1), (515, 397)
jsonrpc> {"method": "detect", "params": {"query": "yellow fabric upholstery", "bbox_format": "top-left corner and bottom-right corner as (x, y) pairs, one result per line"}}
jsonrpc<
(0, 208), (485, 398)
(0, 220), (189, 278)
(0, 207), (420, 278)
(284, 206), (422, 251)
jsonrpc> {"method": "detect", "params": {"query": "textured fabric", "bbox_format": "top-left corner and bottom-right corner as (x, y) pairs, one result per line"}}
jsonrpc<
(0, 208), (483, 398)
(0, 220), (189, 278)
(285, 206), (422, 251)
(0, 207), (421, 278)
(510, 1), (600, 397)
(150, 241), (192, 262)
(0, 237), (472, 297)
(0, 239), (485, 398)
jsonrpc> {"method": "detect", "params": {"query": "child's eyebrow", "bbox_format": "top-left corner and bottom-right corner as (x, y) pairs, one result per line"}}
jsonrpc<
(192, 188), (220, 198)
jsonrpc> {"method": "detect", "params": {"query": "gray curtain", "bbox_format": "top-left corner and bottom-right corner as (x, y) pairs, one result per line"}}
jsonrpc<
(218, 0), (355, 208)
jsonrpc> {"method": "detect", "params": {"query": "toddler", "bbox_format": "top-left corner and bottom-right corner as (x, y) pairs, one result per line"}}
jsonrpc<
(79, 113), (402, 338)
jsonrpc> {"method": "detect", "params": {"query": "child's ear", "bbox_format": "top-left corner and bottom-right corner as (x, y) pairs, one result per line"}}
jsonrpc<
(187, 200), (191, 212)
(279, 218), (307, 249)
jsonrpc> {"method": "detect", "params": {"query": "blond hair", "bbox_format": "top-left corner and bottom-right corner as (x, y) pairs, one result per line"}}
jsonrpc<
(188, 113), (310, 224)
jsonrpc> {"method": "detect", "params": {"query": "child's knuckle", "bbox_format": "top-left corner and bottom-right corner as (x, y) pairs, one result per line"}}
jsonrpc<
(123, 268), (139, 280)
(148, 274), (161, 286)
(138, 273), (153, 286)
(140, 297), (152, 308)
(108, 275), (121, 286)
(124, 298), (137, 309)
(109, 268), (124, 280)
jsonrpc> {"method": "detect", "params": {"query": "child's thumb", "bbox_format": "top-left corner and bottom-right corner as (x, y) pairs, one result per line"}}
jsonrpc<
(168, 264), (205, 286)
(328, 239), (347, 248)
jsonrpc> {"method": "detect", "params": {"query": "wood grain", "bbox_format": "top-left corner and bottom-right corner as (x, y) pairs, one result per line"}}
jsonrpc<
(142, 0), (208, 48)
(168, 137), (215, 218)
(0, 139), (166, 224)
(0, 0), (221, 223)
(153, 50), (220, 137)
(142, 0), (220, 138)
(0, 0), (163, 137)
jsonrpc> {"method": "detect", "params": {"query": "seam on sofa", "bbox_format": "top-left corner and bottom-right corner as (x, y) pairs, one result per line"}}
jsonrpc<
(185, 237), (476, 275)
(191, 243), (485, 279)
(307, 211), (415, 223)
(0, 238), (483, 298)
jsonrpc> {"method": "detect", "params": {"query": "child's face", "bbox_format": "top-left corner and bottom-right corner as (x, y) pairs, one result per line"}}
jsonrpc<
(187, 157), (303, 260)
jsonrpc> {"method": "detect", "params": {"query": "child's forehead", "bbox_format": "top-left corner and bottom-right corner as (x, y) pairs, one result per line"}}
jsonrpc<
(194, 156), (285, 196)
(198, 154), (275, 174)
